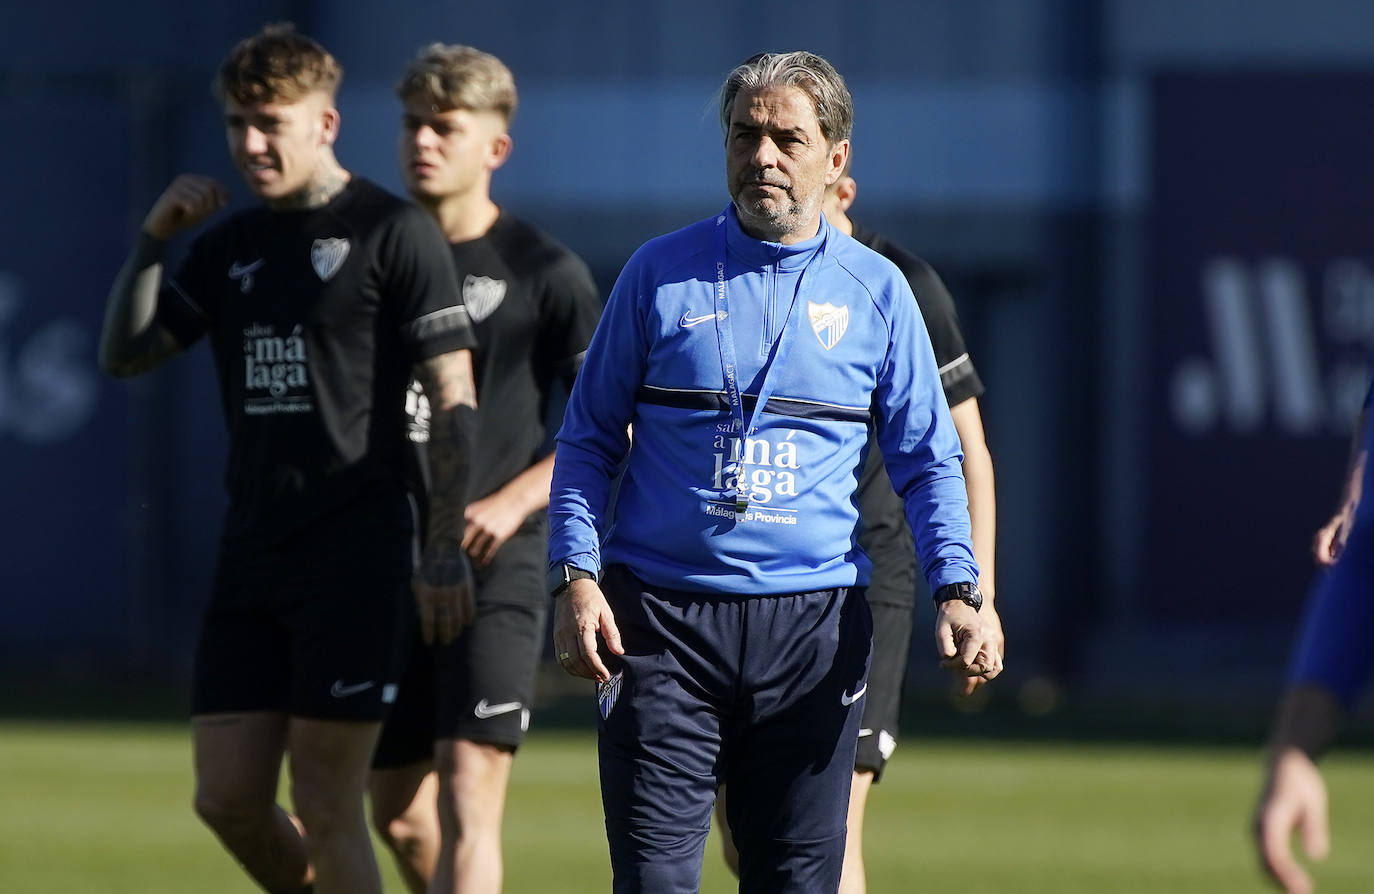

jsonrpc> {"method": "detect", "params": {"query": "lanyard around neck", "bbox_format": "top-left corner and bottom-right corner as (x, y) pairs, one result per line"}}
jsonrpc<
(712, 210), (827, 514)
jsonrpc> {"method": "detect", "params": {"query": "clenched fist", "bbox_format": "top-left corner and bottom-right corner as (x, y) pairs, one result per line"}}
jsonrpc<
(142, 175), (229, 240)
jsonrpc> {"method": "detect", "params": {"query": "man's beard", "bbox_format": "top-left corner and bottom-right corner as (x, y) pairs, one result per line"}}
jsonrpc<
(733, 188), (814, 240)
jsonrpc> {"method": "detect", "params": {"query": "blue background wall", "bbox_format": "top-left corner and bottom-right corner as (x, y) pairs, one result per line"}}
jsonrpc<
(3, 0), (1371, 713)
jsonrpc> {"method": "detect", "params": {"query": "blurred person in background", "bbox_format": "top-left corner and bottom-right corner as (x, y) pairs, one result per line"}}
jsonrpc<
(1310, 387), (1368, 568)
(97, 24), (478, 894)
(715, 161), (1003, 894)
(547, 50), (1002, 893)
(1254, 382), (1373, 894)
(367, 43), (602, 894)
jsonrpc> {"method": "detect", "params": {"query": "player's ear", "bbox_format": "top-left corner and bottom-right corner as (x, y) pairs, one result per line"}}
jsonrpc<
(319, 106), (342, 147)
(488, 132), (513, 171)
(825, 139), (850, 185)
(833, 176), (857, 213)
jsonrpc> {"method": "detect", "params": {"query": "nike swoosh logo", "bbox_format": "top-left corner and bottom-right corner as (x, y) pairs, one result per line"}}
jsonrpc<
(840, 683), (867, 707)
(330, 679), (375, 698)
(473, 699), (523, 719)
(228, 259), (265, 279)
(679, 311), (721, 328)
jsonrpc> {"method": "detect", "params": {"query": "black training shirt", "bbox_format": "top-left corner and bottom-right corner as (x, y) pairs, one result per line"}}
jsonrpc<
(406, 211), (602, 511)
(158, 177), (475, 554)
(852, 224), (983, 408)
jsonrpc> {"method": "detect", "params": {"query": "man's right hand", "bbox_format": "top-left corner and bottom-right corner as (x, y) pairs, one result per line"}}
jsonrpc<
(143, 175), (229, 241)
(552, 578), (623, 683)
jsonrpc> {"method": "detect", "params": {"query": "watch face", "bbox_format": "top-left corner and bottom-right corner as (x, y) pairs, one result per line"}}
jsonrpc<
(549, 564), (594, 595)
(936, 582), (981, 610)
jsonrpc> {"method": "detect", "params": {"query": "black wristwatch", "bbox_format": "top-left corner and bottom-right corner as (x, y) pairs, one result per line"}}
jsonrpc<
(933, 581), (983, 612)
(548, 563), (597, 597)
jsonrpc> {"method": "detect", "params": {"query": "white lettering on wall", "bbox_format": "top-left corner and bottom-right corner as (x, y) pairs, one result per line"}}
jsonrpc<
(0, 272), (97, 444)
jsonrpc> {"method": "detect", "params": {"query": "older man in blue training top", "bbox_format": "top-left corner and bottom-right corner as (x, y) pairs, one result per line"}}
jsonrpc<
(547, 51), (1003, 894)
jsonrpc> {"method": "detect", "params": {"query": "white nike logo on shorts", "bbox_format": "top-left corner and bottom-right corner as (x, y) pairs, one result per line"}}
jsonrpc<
(227, 259), (264, 279)
(679, 311), (722, 328)
(330, 679), (375, 698)
(840, 683), (867, 706)
(473, 699), (523, 719)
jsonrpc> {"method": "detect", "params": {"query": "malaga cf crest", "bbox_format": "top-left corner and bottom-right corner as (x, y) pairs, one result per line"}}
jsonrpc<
(462, 274), (508, 323)
(597, 671), (624, 719)
(807, 301), (849, 350)
(311, 238), (350, 282)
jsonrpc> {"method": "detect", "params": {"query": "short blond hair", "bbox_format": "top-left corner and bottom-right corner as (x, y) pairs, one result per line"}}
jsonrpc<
(213, 23), (342, 105)
(396, 44), (517, 123)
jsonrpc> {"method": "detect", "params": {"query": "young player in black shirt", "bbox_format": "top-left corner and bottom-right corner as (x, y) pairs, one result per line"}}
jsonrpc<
(97, 25), (478, 894)
(714, 166), (1004, 893)
(834, 172), (1002, 894)
(365, 45), (602, 894)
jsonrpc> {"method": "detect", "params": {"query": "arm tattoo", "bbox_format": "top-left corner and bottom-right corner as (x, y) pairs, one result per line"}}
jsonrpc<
(420, 539), (471, 588)
(100, 238), (185, 377)
(105, 327), (183, 377)
(425, 350), (477, 412)
(415, 350), (478, 543)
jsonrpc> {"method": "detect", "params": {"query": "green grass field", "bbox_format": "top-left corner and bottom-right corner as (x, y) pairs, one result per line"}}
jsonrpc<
(2, 722), (1372, 893)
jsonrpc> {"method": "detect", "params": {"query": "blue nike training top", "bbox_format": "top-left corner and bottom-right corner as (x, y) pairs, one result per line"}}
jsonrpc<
(549, 205), (977, 595)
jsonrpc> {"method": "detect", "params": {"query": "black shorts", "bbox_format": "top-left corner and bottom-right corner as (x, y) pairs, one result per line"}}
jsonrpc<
(373, 521), (549, 768)
(853, 478), (918, 778)
(192, 541), (412, 722)
(853, 599), (912, 779)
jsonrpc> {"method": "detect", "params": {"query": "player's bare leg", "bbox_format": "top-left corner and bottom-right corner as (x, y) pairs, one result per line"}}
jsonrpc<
(368, 763), (440, 894)
(838, 770), (875, 894)
(431, 738), (514, 894)
(287, 717), (386, 894)
(193, 712), (315, 893)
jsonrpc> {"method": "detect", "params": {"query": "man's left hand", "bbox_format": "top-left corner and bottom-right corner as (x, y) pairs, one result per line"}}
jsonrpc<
(414, 537), (476, 645)
(935, 599), (1004, 691)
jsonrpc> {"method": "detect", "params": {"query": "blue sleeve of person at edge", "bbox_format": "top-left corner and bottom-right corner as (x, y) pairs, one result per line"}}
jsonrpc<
(1287, 384), (1374, 707)
(1286, 546), (1374, 708)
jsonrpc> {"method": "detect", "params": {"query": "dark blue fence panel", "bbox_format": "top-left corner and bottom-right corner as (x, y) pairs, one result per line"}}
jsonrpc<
(1146, 72), (1374, 624)
(0, 93), (137, 653)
